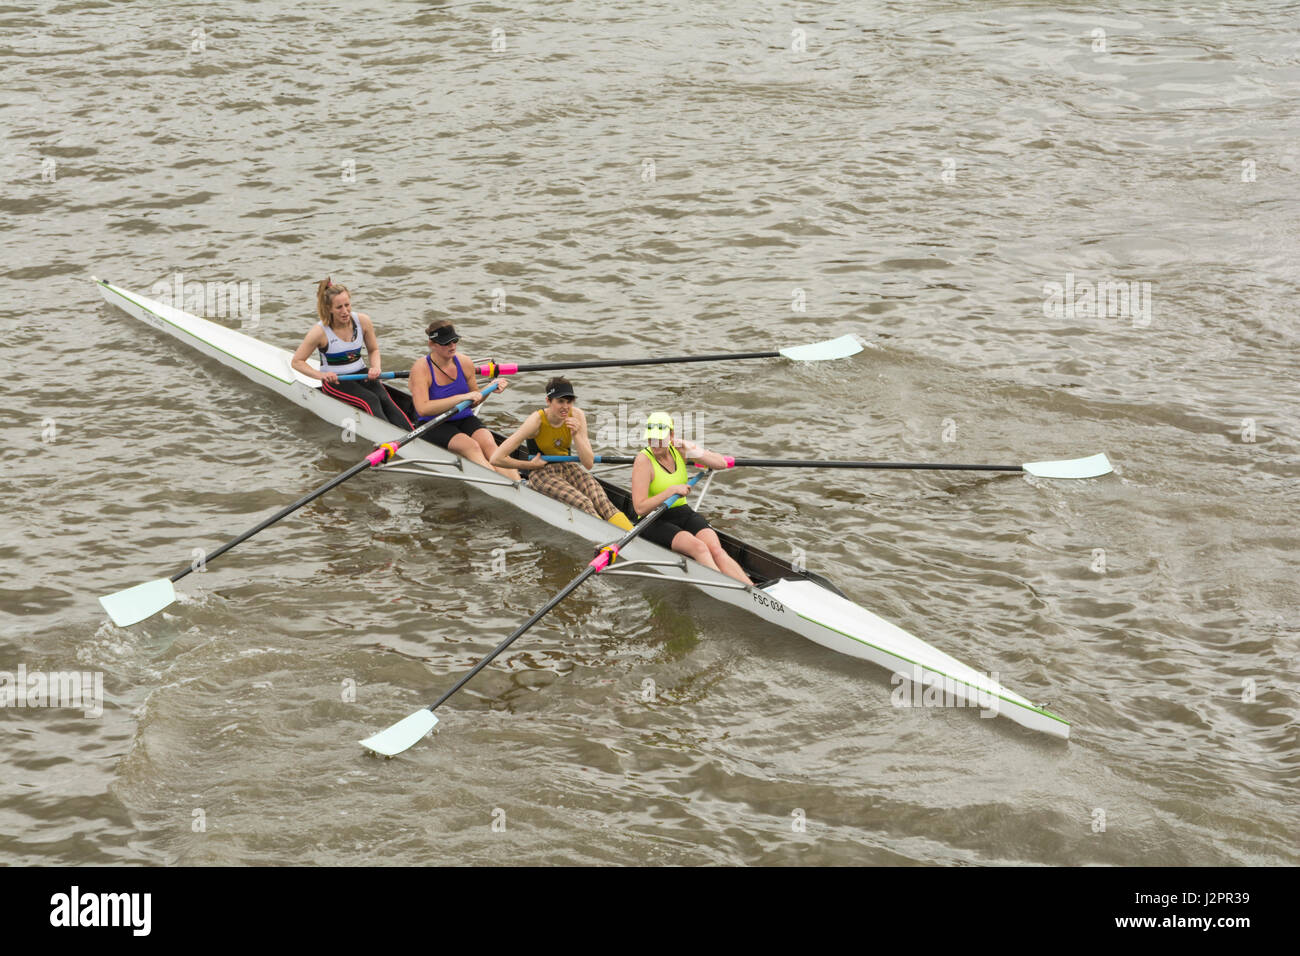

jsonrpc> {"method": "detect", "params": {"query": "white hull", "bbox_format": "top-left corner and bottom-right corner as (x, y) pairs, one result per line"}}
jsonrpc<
(94, 278), (1069, 740)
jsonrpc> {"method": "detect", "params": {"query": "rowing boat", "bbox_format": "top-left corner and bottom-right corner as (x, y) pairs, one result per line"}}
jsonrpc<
(93, 277), (1071, 740)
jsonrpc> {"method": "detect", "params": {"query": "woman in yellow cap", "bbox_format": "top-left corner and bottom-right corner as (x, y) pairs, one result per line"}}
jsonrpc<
(491, 377), (635, 531)
(630, 412), (753, 585)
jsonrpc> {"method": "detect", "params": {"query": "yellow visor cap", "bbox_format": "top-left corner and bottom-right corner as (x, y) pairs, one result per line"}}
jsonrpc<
(643, 412), (674, 439)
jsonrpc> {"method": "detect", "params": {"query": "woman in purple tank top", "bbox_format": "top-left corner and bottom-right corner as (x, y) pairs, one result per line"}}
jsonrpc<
(409, 320), (519, 480)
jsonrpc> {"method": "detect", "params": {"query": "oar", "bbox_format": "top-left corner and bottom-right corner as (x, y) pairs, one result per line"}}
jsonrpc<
(473, 334), (861, 376)
(542, 452), (1113, 480)
(332, 334), (863, 381)
(98, 384), (502, 628)
(359, 469), (710, 757)
(334, 371), (407, 381)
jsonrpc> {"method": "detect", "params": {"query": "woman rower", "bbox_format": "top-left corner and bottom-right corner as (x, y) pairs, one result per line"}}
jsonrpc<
(290, 278), (414, 430)
(631, 412), (753, 586)
(490, 377), (635, 531)
(410, 320), (519, 480)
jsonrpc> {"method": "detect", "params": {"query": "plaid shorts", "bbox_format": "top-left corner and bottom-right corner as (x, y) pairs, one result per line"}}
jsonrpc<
(528, 462), (618, 520)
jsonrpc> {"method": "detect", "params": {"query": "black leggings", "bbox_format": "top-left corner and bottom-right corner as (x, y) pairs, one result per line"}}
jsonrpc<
(321, 378), (414, 430)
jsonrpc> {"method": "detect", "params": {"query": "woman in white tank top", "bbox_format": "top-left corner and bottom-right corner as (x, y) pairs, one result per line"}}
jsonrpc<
(290, 278), (414, 430)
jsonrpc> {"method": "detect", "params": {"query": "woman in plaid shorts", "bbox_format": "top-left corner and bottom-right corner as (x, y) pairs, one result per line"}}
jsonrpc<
(491, 377), (635, 531)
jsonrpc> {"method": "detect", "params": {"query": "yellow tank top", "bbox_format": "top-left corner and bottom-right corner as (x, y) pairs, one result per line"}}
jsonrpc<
(533, 408), (571, 455)
(641, 445), (687, 512)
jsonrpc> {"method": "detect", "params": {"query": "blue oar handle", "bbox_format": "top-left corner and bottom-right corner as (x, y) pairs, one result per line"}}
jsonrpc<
(336, 371), (402, 381)
(665, 469), (706, 507)
(449, 379), (499, 414)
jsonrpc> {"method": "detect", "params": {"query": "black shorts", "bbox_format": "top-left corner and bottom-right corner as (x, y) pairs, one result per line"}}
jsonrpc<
(422, 414), (487, 449)
(637, 503), (712, 550)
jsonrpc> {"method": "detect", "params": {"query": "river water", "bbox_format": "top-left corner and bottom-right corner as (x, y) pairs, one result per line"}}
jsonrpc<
(2, 1), (1296, 865)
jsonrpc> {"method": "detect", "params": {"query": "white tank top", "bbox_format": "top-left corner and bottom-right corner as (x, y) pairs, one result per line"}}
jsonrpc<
(318, 313), (366, 375)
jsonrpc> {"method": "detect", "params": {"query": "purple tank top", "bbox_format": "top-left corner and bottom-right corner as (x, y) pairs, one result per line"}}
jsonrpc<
(421, 354), (473, 422)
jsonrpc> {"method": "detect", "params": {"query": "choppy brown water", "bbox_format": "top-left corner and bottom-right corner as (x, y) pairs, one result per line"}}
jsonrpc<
(1, 1), (1297, 865)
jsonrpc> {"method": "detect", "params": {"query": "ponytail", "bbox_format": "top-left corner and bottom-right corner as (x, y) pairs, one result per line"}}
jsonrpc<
(316, 277), (349, 326)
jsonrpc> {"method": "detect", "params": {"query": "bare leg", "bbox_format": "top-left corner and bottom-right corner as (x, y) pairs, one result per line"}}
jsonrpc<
(698, 529), (754, 585)
(448, 432), (498, 472)
(671, 530), (722, 573)
(470, 428), (520, 480)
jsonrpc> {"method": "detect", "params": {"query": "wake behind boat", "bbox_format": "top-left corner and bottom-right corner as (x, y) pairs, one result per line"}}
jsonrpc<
(93, 277), (1075, 741)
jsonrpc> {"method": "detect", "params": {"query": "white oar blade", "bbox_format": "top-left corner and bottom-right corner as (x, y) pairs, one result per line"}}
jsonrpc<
(1022, 453), (1113, 479)
(779, 334), (863, 362)
(98, 578), (176, 627)
(360, 709), (439, 757)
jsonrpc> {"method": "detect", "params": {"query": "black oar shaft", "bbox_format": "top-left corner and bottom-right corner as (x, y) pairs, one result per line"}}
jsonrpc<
(553, 455), (1025, 472)
(430, 565), (598, 710)
(424, 470), (704, 713)
(170, 459), (372, 585)
(166, 383), (500, 585)
(729, 459), (1025, 472)
(511, 351), (779, 373)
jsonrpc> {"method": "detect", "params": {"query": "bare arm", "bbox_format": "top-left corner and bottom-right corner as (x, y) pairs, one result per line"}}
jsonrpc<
(490, 412), (545, 470)
(410, 357), (473, 418)
(290, 326), (334, 382)
(459, 354), (508, 405)
(459, 354), (478, 394)
(570, 406), (595, 470)
(676, 438), (729, 471)
(359, 313), (381, 379)
(630, 454), (653, 517)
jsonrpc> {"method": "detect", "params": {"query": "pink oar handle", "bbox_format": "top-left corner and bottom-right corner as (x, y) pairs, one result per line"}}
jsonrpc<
(366, 443), (399, 466)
